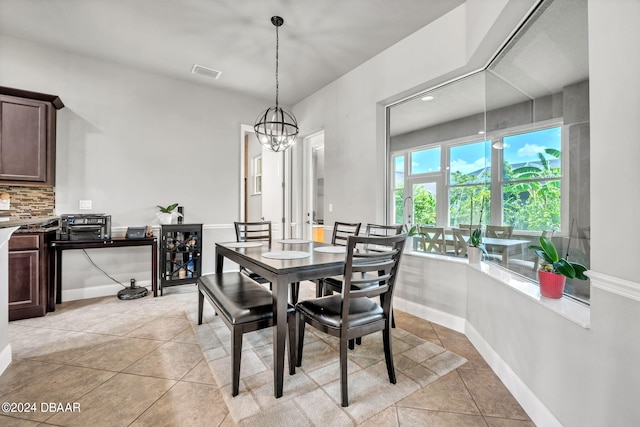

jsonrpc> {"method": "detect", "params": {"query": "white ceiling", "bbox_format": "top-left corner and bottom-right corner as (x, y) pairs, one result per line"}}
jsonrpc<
(0, 0), (464, 106)
(389, 0), (589, 137)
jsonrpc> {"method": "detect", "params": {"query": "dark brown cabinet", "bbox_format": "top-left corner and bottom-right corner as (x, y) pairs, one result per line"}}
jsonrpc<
(0, 86), (64, 186)
(8, 231), (55, 320)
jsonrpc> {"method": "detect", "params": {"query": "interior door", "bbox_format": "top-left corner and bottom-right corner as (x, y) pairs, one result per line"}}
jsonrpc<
(261, 147), (283, 239)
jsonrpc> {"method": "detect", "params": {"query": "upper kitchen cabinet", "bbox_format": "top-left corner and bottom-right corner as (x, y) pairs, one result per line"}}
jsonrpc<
(0, 86), (64, 186)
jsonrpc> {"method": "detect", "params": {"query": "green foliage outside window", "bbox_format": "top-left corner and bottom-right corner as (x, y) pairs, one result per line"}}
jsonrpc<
(503, 149), (561, 231)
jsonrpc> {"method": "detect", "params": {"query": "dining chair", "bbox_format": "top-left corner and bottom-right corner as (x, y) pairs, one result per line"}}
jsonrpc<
(314, 221), (361, 297)
(458, 224), (480, 232)
(197, 272), (296, 397)
(450, 227), (470, 257)
(418, 226), (446, 254)
(484, 225), (514, 263)
(234, 221), (272, 285)
(295, 233), (407, 407)
(508, 230), (554, 273)
(485, 225), (514, 238)
(323, 223), (403, 336)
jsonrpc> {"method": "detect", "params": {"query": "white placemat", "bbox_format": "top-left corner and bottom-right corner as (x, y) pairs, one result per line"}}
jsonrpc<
(224, 241), (264, 248)
(278, 239), (312, 244)
(314, 246), (346, 254)
(262, 251), (311, 259)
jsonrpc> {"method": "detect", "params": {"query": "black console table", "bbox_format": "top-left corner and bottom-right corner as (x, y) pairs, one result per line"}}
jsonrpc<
(50, 237), (158, 306)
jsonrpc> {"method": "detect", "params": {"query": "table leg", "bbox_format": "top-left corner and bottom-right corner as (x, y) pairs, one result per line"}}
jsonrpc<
(215, 250), (224, 273)
(273, 274), (288, 398)
(152, 240), (158, 297)
(55, 249), (62, 305)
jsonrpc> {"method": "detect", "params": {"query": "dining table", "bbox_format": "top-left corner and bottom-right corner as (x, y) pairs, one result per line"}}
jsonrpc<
(444, 234), (530, 263)
(215, 238), (348, 398)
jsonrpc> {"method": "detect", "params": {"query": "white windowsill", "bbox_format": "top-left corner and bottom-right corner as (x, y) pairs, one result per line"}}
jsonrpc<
(404, 250), (591, 329)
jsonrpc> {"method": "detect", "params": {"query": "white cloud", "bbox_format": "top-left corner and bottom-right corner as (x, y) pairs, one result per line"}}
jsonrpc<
(451, 157), (488, 174)
(517, 143), (546, 157)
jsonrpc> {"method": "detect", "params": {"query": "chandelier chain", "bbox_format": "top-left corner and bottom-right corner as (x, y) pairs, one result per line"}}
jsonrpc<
(275, 22), (279, 107)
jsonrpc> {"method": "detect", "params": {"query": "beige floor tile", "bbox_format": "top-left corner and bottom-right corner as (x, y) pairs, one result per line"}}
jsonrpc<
(0, 414), (40, 426)
(170, 326), (198, 344)
(0, 359), (63, 396)
(8, 328), (75, 358)
(293, 388), (354, 427)
(124, 341), (203, 380)
(46, 373), (175, 427)
(396, 407), (489, 426)
(440, 338), (491, 371)
(126, 316), (192, 341)
(458, 369), (531, 421)
(432, 323), (467, 341)
(20, 331), (114, 364)
(0, 365), (115, 422)
(358, 406), (398, 427)
(83, 313), (156, 336)
(131, 381), (228, 427)
(181, 359), (216, 385)
(396, 371), (481, 415)
(69, 336), (163, 371)
(422, 350), (467, 376)
(484, 417), (536, 427)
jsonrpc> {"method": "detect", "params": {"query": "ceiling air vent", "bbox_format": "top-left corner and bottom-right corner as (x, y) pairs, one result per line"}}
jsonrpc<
(191, 64), (222, 80)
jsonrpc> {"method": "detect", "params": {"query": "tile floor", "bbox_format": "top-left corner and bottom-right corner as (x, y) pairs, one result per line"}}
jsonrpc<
(0, 283), (534, 426)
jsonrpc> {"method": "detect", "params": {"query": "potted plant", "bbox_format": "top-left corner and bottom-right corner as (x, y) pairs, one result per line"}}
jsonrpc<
(403, 224), (426, 251)
(155, 203), (181, 225)
(467, 227), (487, 263)
(467, 196), (486, 263)
(528, 236), (588, 298)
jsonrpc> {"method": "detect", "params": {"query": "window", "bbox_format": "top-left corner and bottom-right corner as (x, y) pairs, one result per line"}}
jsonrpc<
(387, 0), (590, 303)
(253, 155), (262, 194)
(449, 140), (491, 227)
(500, 127), (562, 231)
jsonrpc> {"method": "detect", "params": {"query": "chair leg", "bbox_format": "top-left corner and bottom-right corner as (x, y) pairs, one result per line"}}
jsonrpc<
(197, 289), (204, 325)
(288, 311), (296, 375)
(340, 337), (349, 407)
(348, 339), (355, 350)
(355, 337), (362, 346)
(382, 324), (396, 384)
(290, 282), (300, 304)
(231, 326), (243, 397)
(296, 312), (305, 367)
(315, 279), (323, 297)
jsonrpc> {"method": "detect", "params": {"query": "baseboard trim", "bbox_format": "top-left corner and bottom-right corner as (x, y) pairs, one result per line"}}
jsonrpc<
(62, 280), (152, 302)
(0, 342), (12, 376)
(393, 296), (466, 333)
(465, 323), (562, 427)
(589, 270), (640, 303)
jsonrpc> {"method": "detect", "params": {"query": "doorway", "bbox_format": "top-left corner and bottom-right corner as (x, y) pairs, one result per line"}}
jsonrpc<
(240, 125), (285, 239)
(303, 131), (325, 241)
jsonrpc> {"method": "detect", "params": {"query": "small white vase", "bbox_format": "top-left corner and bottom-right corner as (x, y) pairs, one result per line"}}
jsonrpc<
(468, 246), (482, 263)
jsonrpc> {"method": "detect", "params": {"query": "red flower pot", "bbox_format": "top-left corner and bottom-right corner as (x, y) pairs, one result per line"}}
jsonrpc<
(538, 270), (566, 298)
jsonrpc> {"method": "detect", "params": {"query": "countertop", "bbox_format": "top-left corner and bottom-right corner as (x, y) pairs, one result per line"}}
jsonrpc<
(0, 216), (60, 231)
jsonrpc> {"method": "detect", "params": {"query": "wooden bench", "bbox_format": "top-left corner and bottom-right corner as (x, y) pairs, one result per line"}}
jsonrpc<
(197, 272), (296, 396)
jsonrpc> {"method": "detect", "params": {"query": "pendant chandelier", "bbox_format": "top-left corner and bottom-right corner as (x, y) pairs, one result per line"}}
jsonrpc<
(254, 16), (299, 152)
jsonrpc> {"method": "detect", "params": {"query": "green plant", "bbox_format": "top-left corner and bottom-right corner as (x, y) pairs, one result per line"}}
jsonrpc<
(157, 203), (179, 213)
(404, 224), (426, 238)
(528, 236), (588, 279)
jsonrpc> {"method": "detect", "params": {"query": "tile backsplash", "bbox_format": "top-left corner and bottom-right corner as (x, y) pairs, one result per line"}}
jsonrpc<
(0, 185), (55, 219)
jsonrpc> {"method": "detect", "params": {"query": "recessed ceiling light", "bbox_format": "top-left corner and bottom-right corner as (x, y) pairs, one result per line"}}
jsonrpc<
(191, 64), (222, 79)
(478, 131), (485, 134)
(421, 95), (435, 101)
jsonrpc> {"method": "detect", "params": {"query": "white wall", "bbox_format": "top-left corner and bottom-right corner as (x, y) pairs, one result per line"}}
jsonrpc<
(290, 0), (640, 425)
(0, 34), (268, 295)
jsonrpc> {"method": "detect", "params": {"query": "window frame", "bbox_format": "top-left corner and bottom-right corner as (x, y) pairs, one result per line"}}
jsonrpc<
(389, 118), (568, 235)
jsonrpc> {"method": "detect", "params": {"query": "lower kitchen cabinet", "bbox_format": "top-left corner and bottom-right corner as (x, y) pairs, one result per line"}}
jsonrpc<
(8, 230), (55, 320)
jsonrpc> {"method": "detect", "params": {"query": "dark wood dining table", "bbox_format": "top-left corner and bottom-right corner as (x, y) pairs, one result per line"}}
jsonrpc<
(215, 239), (347, 398)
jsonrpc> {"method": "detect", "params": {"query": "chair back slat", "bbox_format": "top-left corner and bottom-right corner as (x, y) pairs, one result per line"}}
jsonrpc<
(331, 221), (361, 246)
(419, 227), (446, 254)
(451, 227), (469, 257)
(340, 234), (407, 327)
(234, 221), (272, 243)
(485, 225), (513, 239)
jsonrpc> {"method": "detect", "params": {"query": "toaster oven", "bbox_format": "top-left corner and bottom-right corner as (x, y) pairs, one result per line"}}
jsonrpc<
(59, 214), (111, 240)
